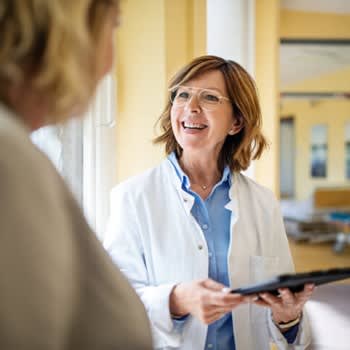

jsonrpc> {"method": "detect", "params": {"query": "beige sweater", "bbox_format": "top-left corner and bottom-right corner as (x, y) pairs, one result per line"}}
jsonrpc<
(0, 104), (152, 349)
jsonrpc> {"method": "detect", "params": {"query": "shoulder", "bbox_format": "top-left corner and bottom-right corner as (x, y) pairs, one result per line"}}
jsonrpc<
(111, 159), (171, 200)
(0, 112), (74, 220)
(0, 114), (32, 162)
(235, 172), (278, 205)
(0, 113), (57, 181)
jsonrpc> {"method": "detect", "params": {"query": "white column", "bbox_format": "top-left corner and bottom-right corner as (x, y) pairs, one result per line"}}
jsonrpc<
(207, 0), (256, 177)
(206, 0), (255, 75)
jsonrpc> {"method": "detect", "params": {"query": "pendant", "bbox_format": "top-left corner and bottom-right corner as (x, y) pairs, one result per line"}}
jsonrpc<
(201, 185), (207, 190)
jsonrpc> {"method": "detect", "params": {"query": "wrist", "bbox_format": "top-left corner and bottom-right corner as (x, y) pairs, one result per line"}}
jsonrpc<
(274, 315), (301, 331)
(169, 284), (188, 318)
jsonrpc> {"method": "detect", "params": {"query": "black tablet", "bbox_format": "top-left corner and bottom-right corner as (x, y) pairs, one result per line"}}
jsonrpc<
(231, 267), (350, 296)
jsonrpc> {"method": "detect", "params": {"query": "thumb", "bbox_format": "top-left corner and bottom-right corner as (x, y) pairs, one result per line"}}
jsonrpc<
(201, 278), (227, 292)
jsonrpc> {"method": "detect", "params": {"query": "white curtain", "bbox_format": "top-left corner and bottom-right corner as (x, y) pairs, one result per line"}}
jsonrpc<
(83, 74), (117, 239)
(32, 73), (117, 240)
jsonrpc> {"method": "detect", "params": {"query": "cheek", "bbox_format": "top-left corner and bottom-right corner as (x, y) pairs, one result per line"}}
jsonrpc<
(97, 28), (115, 79)
(170, 108), (182, 139)
(103, 34), (114, 73)
(170, 107), (180, 127)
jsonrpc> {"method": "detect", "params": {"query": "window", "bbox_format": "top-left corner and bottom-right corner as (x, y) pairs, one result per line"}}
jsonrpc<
(310, 124), (327, 178)
(31, 73), (117, 239)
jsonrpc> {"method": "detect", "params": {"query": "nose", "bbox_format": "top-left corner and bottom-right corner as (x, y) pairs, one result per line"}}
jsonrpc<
(184, 93), (201, 113)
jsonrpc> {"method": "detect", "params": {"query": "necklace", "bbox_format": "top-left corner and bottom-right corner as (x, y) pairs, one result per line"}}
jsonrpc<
(191, 177), (221, 191)
(192, 183), (209, 190)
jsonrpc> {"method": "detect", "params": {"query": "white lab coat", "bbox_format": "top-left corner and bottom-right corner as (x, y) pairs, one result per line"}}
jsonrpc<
(104, 159), (311, 350)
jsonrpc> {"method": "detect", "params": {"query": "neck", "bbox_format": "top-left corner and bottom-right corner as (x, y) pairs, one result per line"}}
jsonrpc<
(7, 83), (48, 131)
(179, 151), (222, 190)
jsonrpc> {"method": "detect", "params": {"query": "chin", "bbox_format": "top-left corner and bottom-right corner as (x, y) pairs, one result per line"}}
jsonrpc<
(180, 143), (204, 154)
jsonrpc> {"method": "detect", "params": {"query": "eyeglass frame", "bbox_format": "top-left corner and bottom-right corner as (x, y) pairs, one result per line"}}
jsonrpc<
(169, 85), (231, 110)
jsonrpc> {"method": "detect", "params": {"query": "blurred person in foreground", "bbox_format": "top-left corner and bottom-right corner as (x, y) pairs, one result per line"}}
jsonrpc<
(104, 55), (314, 350)
(0, 0), (152, 349)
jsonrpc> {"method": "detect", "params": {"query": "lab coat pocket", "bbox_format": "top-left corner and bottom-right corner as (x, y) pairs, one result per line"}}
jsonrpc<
(249, 255), (279, 283)
(249, 255), (279, 325)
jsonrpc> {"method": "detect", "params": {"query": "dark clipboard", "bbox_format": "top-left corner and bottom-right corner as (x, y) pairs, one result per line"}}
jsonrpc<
(230, 267), (350, 296)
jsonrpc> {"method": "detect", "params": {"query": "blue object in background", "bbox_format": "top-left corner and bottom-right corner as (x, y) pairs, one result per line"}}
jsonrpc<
(329, 212), (350, 222)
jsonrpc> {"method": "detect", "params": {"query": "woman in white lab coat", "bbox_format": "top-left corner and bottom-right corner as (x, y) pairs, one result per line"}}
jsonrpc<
(104, 55), (314, 350)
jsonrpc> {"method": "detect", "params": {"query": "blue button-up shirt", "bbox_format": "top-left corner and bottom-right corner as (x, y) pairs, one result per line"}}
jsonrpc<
(168, 152), (298, 348)
(168, 152), (235, 350)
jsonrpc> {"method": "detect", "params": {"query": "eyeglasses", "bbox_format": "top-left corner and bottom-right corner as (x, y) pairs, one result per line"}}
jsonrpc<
(170, 85), (231, 111)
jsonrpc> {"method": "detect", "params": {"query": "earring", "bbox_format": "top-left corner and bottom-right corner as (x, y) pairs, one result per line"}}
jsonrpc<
(228, 129), (235, 135)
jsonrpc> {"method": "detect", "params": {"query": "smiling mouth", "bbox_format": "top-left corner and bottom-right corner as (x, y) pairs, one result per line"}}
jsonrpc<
(182, 121), (208, 130)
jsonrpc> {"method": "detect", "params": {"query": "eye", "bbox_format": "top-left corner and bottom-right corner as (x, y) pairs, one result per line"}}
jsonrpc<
(177, 91), (190, 100)
(202, 92), (220, 103)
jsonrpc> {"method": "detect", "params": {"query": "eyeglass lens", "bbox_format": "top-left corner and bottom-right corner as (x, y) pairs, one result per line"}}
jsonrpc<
(172, 88), (222, 110)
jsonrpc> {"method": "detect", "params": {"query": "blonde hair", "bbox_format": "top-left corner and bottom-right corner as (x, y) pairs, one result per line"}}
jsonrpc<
(0, 0), (118, 122)
(153, 55), (268, 172)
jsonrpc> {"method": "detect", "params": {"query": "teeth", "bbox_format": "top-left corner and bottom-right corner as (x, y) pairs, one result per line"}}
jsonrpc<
(183, 122), (207, 129)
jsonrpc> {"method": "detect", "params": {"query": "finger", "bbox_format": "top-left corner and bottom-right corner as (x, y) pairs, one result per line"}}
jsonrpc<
(201, 279), (226, 291)
(244, 295), (259, 303)
(295, 287), (315, 307)
(208, 291), (246, 307)
(252, 299), (270, 307)
(259, 293), (282, 306)
(303, 283), (315, 294)
(205, 311), (228, 324)
(199, 280), (244, 306)
(304, 283), (315, 290)
(278, 288), (296, 305)
(295, 284), (315, 298)
(295, 284), (315, 299)
(205, 305), (237, 317)
(219, 286), (256, 304)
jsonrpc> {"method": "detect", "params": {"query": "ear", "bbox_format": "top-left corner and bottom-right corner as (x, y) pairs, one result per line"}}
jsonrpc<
(228, 115), (243, 136)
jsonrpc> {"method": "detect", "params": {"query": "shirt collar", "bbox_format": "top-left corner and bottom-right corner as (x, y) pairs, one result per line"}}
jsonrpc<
(167, 151), (232, 189)
(167, 152), (190, 188)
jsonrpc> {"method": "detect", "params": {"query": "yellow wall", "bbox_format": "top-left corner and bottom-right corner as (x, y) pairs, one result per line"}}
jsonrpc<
(165, 1), (206, 79)
(280, 10), (350, 39)
(279, 11), (350, 200)
(281, 68), (350, 200)
(254, 0), (280, 194)
(281, 99), (350, 200)
(115, 0), (206, 182)
(252, 6), (350, 195)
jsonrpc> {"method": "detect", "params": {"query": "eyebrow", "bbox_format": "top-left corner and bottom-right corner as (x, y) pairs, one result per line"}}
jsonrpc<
(180, 85), (224, 94)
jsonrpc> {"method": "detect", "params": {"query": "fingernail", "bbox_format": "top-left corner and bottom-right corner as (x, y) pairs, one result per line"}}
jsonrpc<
(222, 287), (231, 294)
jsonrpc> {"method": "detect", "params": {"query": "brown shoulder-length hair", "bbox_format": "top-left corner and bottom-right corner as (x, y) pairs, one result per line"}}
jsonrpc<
(0, 0), (119, 123)
(153, 55), (269, 172)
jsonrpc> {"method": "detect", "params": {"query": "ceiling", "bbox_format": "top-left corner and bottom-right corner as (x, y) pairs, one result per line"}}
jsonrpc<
(280, 43), (350, 88)
(281, 0), (350, 14)
(280, 0), (350, 90)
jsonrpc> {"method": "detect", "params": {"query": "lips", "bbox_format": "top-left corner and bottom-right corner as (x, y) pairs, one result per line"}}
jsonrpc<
(182, 121), (208, 130)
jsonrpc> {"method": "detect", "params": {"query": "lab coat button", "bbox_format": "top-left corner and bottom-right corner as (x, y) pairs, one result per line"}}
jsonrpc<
(198, 244), (203, 250)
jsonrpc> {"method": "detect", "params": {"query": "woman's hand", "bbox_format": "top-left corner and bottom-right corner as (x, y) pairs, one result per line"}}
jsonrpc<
(169, 279), (252, 324)
(253, 283), (315, 326)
